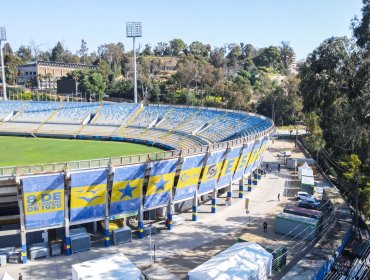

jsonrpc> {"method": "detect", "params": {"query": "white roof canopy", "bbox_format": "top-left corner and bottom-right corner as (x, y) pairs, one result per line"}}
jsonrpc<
(188, 242), (273, 280)
(72, 253), (141, 280)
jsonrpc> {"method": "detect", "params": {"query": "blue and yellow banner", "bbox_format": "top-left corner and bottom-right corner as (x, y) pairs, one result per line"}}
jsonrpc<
(144, 158), (178, 208)
(22, 173), (65, 230)
(174, 153), (206, 201)
(244, 140), (262, 176)
(254, 137), (269, 168)
(70, 169), (108, 222)
(110, 163), (146, 215)
(232, 143), (253, 181)
(217, 146), (243, 189)
(198, 149), (226, 194)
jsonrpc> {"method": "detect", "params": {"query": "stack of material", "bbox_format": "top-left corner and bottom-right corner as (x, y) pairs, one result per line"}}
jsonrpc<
(188, 242), (273, 280)
(29, 242), (49, 260)
(70, 228), (90, 253)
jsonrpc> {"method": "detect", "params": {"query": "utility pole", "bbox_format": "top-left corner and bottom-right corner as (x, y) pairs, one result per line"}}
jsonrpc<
(0, 27), (7, 100)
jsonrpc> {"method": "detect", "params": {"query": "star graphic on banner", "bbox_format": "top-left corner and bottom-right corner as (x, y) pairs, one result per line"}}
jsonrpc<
(154, 177), (168, 193)
(118, 182), (136, 200)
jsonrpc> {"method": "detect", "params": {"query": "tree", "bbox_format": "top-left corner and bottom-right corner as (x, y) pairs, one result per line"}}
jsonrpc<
(352, 0), (370, 50)
(257, 76), (303, 125)
(142, 44), (153, 56)
(253, 46), (282, 72)
(153, 42), (171, 56)
(4, 53), (22, 85)
(16, 45), (32, 62)
(2, 43), (13, 55)
(242, 43), (257, 58)
(98, 43), (125, 74)
(169, 39), (187, 56)
(304, 112), (325, 152)
(51, 42), (65, 62)
(210, 47), (226, 68)
(80, 71), (107, 102)
(189, 41), (211, 57)
(137, 58), (161, 102)
(78, 39), (89, 63)
(299, 36), (369, 160)
(29, 40), (40, 60)
(226, 43), (243, 67)
(107, 80), (133, 99)
(279, 41), (295, 73)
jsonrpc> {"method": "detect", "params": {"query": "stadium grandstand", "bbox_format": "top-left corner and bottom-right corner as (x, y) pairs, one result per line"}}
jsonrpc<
(0, 99), (274, 269)
(0, 100), (272, 149)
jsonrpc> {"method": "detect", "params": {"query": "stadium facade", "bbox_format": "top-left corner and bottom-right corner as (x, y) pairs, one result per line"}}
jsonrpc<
(0, 100), (273, 264)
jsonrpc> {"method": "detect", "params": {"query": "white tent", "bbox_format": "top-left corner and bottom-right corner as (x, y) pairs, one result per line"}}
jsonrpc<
(188, 242), (273, 280)
(1, 272), (15, 280)
(298, 162), (313, 179)
(72, 253), (142, 280)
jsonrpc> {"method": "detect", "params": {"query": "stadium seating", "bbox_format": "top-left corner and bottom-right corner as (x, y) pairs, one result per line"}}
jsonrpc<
(130, 105), (171, 127)
(14, 101), (61, 123)
(0, 101), (25, 122)
(48, 102), (99, 124)
(0, 101), (272, 149)
(93, 103), (138, 126)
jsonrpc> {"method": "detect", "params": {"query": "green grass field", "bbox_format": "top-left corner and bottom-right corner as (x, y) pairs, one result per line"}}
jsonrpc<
(0, 136), (163, 167)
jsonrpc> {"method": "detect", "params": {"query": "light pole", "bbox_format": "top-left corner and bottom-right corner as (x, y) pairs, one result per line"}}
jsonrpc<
(0, 27), (7, 100)
(126, 22), (142, 104)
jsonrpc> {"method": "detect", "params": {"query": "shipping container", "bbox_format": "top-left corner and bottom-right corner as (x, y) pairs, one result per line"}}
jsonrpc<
(275, 212), (319, 241)
(283, 205), (323, 223)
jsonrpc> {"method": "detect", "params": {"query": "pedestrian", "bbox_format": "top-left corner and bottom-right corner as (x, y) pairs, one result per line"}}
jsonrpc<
(263, 221), (267, 233)
(19, 273), (23, 280)
(278, 193), (280, 201)
(266, 163), (269, 169)
(278, 163), (281, 172)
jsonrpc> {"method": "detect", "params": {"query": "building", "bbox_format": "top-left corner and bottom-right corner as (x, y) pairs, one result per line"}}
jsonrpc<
(17, 61), (96, 90)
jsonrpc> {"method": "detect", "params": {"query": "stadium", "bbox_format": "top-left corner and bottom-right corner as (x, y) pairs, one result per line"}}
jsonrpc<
(0, 100), (273, 265)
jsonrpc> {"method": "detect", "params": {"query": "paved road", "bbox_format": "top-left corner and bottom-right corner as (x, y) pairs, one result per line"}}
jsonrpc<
(0, 144), (298, 280)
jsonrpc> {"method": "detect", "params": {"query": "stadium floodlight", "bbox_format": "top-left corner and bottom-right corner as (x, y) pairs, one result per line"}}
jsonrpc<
(0, 27), (7, 101)
(126, 22), (142, 104)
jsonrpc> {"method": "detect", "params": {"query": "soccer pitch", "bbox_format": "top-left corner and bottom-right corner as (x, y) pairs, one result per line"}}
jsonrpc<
(0, 136), (163, 167)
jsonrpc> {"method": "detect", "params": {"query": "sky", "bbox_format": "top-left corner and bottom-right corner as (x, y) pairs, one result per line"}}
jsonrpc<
(1, 0), (364, 60)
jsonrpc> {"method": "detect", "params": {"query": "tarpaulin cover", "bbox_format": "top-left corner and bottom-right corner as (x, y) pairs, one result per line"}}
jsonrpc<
(298, 162), (313, 179)
(174, 153), (206, 201)
(198, 149), (226, 194)
(144, 158), (178, 208)
(72, 253), (141, 280)
(70, 169), (108, 222)
(21, 173), (65, 229)
(110, 163), (146, 215)
(232, 143), (253, 181)
(244, 141), (262, 176)
(217, 146), (243, 189)
(188, 242), (273, 280)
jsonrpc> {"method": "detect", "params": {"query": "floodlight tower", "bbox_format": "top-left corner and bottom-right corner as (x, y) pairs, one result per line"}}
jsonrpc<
(126, 22), (142, 104)
(0, 27), (7, 100)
